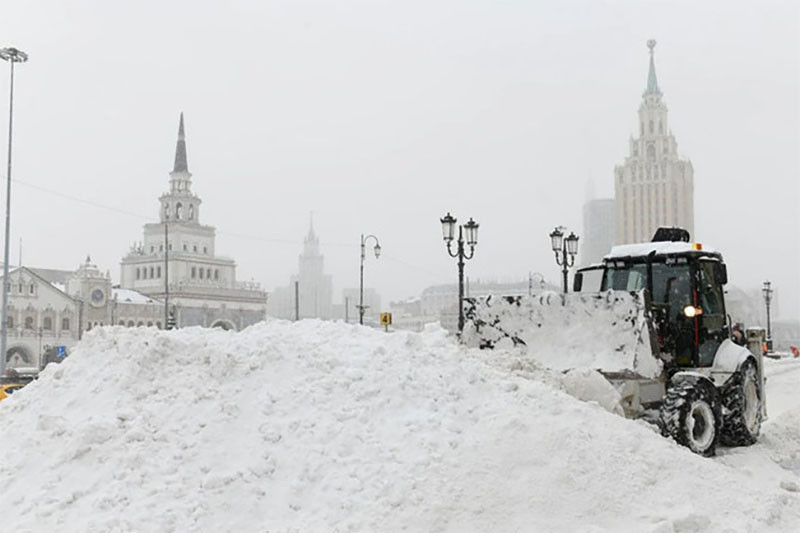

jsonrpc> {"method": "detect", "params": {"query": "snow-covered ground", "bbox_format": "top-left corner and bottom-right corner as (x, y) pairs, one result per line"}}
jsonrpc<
(0, 321), (798, 532)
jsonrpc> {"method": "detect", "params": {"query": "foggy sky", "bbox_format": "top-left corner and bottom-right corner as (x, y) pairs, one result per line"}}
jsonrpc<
(1, 0), (798, 318)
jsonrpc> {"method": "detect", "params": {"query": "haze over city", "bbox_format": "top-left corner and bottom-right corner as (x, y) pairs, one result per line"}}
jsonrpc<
(1, 0), (797, 317)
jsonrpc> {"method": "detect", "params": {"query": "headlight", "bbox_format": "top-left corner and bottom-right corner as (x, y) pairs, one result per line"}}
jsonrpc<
(683, 305), (703, 318)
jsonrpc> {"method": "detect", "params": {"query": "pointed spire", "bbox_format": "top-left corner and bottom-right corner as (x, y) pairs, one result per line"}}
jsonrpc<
(645, 39), (661, 95)
(172, 112), (189, 173)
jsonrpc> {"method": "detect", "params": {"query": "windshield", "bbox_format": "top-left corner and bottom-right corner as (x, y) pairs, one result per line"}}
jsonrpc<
(603, 262), (692, 317)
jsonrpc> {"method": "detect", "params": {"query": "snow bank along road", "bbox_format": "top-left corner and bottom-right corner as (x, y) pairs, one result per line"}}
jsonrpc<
(0, 321), (799, 532)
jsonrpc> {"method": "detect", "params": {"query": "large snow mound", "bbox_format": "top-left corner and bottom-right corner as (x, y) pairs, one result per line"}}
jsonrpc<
(0, 321), (798, 532)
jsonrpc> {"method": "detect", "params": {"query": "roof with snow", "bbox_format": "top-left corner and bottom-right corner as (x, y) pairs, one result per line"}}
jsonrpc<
(605, 241), (720, 260)
(112, 287), (162, 304)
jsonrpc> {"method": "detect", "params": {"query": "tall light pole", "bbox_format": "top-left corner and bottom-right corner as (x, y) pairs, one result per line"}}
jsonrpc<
(549, 226), (579, 293)
(0, 47), (28, 377)
(164, 208), (169, 329)
(762, 280), (773, 351)
(358, 234), (381, 325)
(440, 213), (479, 335)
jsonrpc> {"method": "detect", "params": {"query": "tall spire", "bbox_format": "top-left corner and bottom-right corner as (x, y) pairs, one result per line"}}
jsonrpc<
(172, 112), (189, 173)
(645, 39), (660, 95)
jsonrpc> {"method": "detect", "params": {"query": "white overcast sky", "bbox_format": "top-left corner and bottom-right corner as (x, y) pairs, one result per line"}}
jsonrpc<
(1, 0), (798, 318)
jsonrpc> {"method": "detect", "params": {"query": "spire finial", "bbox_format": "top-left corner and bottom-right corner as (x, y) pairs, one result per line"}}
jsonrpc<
(644, 39), (661, 95)
(172, 112), (189, 173)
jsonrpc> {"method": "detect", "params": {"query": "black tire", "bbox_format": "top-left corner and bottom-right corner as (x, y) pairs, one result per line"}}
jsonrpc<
(660, 378), (722, 457)
(719, 359), (762, 446)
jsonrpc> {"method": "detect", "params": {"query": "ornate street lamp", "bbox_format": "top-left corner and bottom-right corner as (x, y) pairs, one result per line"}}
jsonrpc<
(358, 234), (381, 325)
(550, 226), (579, 293)
(762, 280), (773, 351)
(440, 212), (479, 334)
(0, 46), (28, 377)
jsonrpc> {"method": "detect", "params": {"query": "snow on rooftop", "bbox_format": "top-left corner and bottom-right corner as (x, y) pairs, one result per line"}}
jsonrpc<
(0, 322), (798, 531)
(605, 240), (719, 259)
(112, 287), (161, 304)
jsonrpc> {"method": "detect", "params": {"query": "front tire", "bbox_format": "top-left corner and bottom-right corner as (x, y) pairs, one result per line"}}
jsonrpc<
(660, 378), (722, 457)
(720, 359), (762, 446)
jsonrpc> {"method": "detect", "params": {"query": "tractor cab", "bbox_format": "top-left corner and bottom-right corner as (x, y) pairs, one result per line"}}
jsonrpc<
(576, 228), (729, 369)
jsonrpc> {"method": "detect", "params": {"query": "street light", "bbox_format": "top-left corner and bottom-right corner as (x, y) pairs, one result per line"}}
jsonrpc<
(440, 212), (479, 334)
(358, 234), (381, 325)
(762, 280), (773, 351)
(549, 226), (579, 293)
(0, 46), (28, 377)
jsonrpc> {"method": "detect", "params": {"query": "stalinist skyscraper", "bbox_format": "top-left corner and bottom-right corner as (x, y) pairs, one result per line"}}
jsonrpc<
(615, 40), (694, 244)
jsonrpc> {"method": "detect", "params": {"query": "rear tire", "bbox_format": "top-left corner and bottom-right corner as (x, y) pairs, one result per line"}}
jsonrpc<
(720, 359), (761, 446)
(660, 378), (721, 457)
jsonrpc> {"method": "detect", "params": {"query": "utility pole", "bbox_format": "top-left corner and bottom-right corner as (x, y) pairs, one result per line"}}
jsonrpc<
(164, 219), (169, 329)
(294, 281), (299, 321)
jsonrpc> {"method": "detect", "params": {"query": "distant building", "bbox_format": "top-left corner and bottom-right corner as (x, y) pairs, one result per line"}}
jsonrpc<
(119, 114), (267, 330)
(581, 198), (615, 265)
(268, 220), (334, 320)
(615, 40), (694, 244)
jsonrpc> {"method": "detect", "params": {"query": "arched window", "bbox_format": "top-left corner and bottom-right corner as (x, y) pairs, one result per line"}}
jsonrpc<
(175, 203), (183, 220)
(61, 318), (70, 330)
(147, 321), (153, 327)
(118, 320), (125, 326)
(43, 317), (52, 330)
(137, 321), (144, 327)
(127, 320), (134, 327)
(156, 321), (162, 329)
(188, 204), (194, 220)
(24, 316), (34, 329)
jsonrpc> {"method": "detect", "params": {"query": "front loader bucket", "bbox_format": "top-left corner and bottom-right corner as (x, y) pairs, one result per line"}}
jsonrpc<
(462, 290), (662, 379)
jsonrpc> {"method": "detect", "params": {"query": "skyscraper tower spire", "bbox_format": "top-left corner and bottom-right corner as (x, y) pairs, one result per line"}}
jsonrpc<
(173, 112), (189, 173)
(645, 39), (661, 96)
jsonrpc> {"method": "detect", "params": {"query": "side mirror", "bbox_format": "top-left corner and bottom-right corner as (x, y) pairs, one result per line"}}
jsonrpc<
(715, 263), (728, 285)
(573, 272), (583, 292)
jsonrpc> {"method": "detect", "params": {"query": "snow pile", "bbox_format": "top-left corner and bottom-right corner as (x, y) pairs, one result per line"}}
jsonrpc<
(462, 290), (662, 378)
(0, 321), (798, 532)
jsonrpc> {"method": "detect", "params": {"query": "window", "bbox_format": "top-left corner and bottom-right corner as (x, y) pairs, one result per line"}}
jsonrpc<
(183, 244), (188, 251)
(159, 244), (163, 252)
(157, 266), (161, 278)
(62, 317), (70, 330)
(119, 320), (125, 326)
(43, 317), (52, 330)
(156, 321), (162, 329)
(649, 120), (654, 133)
(137, 321), (144, 327)
(189, 204), (194, 220)
(193, 245), (197, 252)
(169, 243), (173, 251)
(192, 267), (196, 278)
(207, 268), (211, 279)
(215, 269), (219, 280)
(7, 316), (13, 328)
(149, 267), (154, 278)
(204, 246), (208, 254)
(29, 284), (35, 294)
(136, 268), (140, 280)
(150, 246), (155, 253)
(24, 316), (34, 329)
(127, 320), (134, 327)
(175, 202), (183, 220)
(147, 321), (153, 327)
(199, 268), (204, 279)
(659, 121), (663, 134)
(18, 283), (22, 293)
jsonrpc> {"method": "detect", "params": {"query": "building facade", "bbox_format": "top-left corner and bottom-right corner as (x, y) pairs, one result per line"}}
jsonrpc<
(120, 114), (267, 330)
(615, 40), (694, 244)
(1, 257), (163, 371)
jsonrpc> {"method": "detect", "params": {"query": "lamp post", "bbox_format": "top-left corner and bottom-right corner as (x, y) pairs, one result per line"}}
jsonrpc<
(762, 280), (773, 351)
(0, 46), (28, 378)
(440, 212), (479, 334)
(358, 234), (381, 325)
(549, 226), (579, 293)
